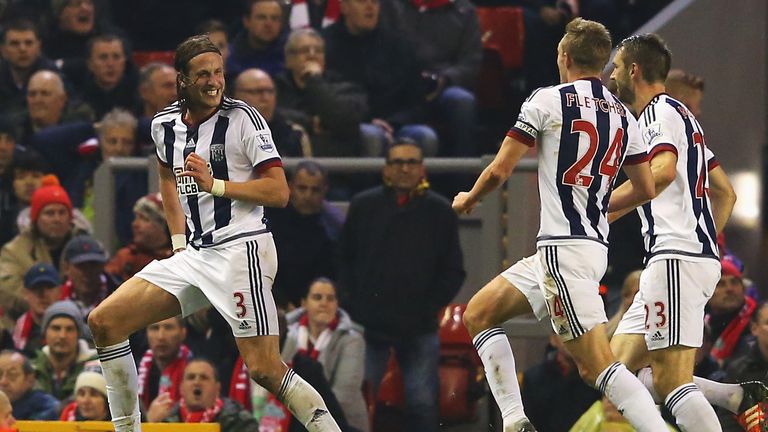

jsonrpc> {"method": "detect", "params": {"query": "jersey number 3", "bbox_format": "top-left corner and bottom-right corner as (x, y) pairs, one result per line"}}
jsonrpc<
(562, 120), (624, 188)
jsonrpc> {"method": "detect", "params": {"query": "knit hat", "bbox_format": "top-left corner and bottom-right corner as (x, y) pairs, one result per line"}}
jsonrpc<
(30, 175), (72, 224)
(721, 259), (742, 279)
(133, 193), (166, 229)
(75, 371), (108, 398)
(42, 300), (85, 335)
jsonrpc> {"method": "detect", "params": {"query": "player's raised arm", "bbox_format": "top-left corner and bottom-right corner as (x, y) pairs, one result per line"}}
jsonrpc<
(179, 152), (289, 207)
(452, 135), (530, 214)
(707, 164), (736, 234)
(157, 159), (187, 252)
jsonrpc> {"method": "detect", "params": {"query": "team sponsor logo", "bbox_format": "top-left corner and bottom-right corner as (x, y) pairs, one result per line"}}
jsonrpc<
(185, 137), (196, 148)
(238, 321), (252, 330)
(174, 166), (199, 196)
(650, 330), (665, 342)
(514, 120), (536, 137)
(645, 122), (663, 145)
(210, 143), (225, 162)
(257, 133), (274, 152)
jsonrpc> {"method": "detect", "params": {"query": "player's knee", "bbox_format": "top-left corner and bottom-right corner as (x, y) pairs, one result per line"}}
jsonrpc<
(248, 364), (280, 390)
(462, 305), (486, 335)
(87, 306), (110, 339)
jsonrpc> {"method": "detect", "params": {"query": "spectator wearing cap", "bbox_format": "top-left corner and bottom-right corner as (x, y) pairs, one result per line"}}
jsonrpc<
(0, 177), (84, 325)
(106, 193), (171, 281)
(59, 370), (110, 421)
(13, 263), (62, 357)
(706, 259), (757, 365)
(32, 300), (97, 401)
(60, 235), (121, 319)
(0, 349), (59, 421)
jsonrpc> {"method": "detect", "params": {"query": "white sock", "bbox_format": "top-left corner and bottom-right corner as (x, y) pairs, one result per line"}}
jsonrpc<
(637, 367), (663, 403)
(639, 367), (743, 413)
(278, 368), (341, 432)
(693, 375), (743, 414)
(97, 340), (141, 432)
(665, 383), (722, 432)
(596, 362), (668, 432)
(472, 327), (527, 428)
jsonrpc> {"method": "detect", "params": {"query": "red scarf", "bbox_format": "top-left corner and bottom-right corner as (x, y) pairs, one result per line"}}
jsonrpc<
(60, 401), (78, 421)
(12, 312), (35, 350)
(410, 0), (452, 12)
(179, 398), (224, 423)
(289, 0), (339, 29)
(709, 296), (757, 361)
(229, 356), (251, 411)
(296, 313), (339, 360)
(138, 344), (191, 408)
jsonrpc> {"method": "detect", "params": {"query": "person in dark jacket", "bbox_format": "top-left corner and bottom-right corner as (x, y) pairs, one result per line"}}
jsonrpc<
(147, 358), (258, 432)
(339, 138), (465, 432)
(0, 350), (60, 421)
(324, 0), (437, 157)
(275, 28), (367, 157)
(227, 0), (288, 79)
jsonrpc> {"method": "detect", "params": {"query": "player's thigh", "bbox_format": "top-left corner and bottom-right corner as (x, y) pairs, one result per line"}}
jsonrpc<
(90, 276), (181, 339)
(464, 255), (546, 334)
(641, 259), (720, 350)
(649, 345), (698, 397)
(610, 333), (649, 372)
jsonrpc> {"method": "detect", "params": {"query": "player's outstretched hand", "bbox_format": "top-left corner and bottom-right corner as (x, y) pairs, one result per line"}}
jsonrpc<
(452, 192), (477, 215)
(180, 152), (213, 193)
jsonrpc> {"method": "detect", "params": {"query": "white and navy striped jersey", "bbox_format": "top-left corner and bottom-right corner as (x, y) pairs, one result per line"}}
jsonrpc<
(636, 94), (719, 263)
(152, 97), (282, 248)
(507, 78), (647, 249)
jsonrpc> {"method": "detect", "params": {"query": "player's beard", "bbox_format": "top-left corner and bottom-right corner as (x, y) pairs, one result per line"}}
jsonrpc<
(614, 77), (635, 106)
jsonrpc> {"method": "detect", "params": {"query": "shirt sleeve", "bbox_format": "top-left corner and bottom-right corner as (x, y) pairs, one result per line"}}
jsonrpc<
(705, 147), (720, 170)
(151, 118), (170, 167)
(623, 116), (648, 165)
(645, 106), (681, 160)
(241, 111), (283, 175)
(506, 88), (550, 147)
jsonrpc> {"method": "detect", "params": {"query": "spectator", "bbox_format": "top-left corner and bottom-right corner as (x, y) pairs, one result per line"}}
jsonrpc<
(71, 34), (139, 118)
(13, 263), (62, 358)
(606, 269), (641, 338)
(519, 1), (577, 91)
(283, 278), (368, 431)
(234, 68), (310, 157)
(60, 235), (121, 319)
(59, 370), (110, 421)
(0, 389), (15, 430)
(0, 19), (55, 118)
(147, 358), (258, 431)
(184, 307), (239, 392)
(138, 63), (177, 119)
(720, 302), (768, 432)
(276, 28), (367, 156)
(32, 300), (97, 401)
(521, 334), (601, 431)
(6, 149), (47, 242)
(138, 317), (192, 410)
(20, 70), (95, 144)
(227, 0), (288, 78)
(0, 121), (18, 247)
(706, 259), (758, 364)
(324, 0), (437, 156)
(105, 193), (172, 281)
(665, 69), (705, 117)
(339, 139), (465, 431)
(379, 0), (481, 156)
(44, 0), (120, 76)
(0, 350), (59, 420)
(267, 160), (343, 308)
(0, 178), (81, 323)
(196, 20), (231, 70)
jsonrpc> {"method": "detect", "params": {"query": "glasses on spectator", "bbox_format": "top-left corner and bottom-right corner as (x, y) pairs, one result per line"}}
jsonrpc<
(239, 87), (276, 96)
(386, 158), (423, 167)
(291, 45), (324, 55)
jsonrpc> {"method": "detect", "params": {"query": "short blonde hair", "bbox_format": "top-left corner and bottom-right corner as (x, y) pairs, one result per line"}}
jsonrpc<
(561, 18), (612, 72)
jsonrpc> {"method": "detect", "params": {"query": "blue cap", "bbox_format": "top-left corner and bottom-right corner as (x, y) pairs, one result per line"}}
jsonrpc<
(64, 235), (107, 265)
(24, 262), (60, 289)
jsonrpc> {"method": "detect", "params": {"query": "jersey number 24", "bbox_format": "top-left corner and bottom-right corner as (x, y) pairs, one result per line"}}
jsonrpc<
(562, 120), (624, 188)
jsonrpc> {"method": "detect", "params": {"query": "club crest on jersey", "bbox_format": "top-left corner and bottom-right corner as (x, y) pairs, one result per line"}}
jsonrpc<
(174, 166), (199, 196)
(257, 134), (274, 152)
(210, 143), (225, 162)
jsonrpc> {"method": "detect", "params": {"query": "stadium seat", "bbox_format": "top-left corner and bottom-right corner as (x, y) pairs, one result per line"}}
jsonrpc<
(476, 7), (525, 71)
(132, 51), (175, 68)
